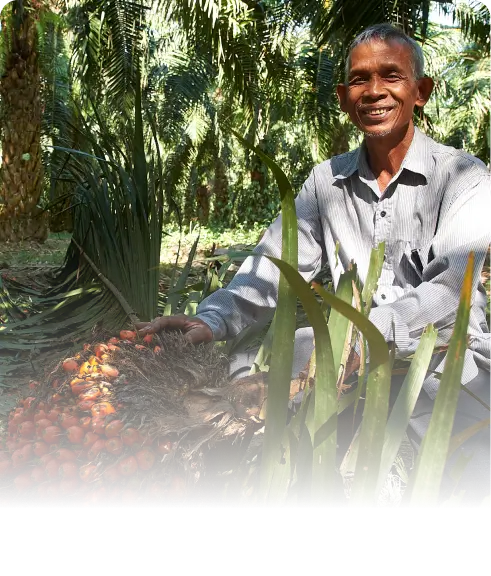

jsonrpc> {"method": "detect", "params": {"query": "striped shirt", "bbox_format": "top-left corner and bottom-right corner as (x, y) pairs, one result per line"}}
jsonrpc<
(196, 127), (491, 398)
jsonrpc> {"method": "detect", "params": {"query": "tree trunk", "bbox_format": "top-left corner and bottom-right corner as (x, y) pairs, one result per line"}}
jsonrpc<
(196, 184), (210, 226)
(0, 1), (48, 242)
(212, 155), (229, 225)
(250, 153), (265, 193)
(183, 166), (197, 225)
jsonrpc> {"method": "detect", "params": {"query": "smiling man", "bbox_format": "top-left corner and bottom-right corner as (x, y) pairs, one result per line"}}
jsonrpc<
(139, 24), (490, 500)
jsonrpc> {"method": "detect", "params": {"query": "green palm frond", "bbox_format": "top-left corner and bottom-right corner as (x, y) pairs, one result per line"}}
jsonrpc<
(162, 134), (196, 223)
(154, 55), (214, 145)
(67, 0), (147, 107)
(297, 44), (340, 159)
(175, 119), (218, 213)
(37, 12), (78, 210)
(423, 23), (490, 164)
(159, 0), (255, 104)
(311, 0), (434, 49)
(103, 0), (147, 105)
(1, 46), (170, 381)
(158, 0), (300, 114)
(454, 0), (490, 52)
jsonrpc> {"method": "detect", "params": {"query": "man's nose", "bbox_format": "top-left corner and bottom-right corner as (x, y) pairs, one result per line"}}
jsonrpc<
(364, 75), (387, 99)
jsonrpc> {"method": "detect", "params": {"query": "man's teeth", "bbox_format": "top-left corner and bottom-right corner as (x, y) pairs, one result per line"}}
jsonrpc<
(366, 108), (390, 115)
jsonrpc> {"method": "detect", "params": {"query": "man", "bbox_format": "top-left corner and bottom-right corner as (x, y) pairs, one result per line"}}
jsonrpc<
(138, 24), (490, 500)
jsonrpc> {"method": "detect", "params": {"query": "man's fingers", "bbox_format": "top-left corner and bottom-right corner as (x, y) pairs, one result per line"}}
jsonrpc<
(183, 325), (213, 345)
(137, 315), (188, 334)
(136, 322), (157, 334)
(183, 331), (200, 345)
(344, 349), (361, 380)
(136, 316), (213, 345)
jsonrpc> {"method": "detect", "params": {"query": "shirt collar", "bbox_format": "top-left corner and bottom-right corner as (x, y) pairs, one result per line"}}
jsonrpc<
(399, 126), (434, 181)
(332, 126), (434, 182)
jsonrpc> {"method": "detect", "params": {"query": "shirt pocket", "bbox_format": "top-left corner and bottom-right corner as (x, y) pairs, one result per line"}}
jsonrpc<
(400, 240), (424, 283)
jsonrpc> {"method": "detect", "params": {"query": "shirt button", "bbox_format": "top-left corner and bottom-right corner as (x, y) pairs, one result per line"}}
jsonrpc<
(380, 211), (387, 217)
(381, 294), (386, 300)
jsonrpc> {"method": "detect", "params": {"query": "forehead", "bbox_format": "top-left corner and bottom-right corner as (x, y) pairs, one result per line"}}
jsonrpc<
(348, 39), (414, 74)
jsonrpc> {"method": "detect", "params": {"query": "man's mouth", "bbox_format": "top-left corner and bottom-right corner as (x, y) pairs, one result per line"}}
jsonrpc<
(359, 106), (395, 120)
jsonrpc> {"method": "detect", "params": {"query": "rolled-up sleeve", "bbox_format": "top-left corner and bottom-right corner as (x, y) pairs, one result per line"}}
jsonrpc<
(195, 169), (325, 340)
(368, 169), (491, 357)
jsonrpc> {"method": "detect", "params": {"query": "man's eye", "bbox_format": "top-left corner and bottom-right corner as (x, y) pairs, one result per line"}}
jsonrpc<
(386, 74), (401, 81)
(349, 78), (365, 85)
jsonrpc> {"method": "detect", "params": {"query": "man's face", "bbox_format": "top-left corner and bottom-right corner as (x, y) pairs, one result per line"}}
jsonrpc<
(336, 40), (433, 139)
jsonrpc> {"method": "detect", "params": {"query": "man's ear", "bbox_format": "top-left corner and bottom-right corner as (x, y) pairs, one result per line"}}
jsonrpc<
(415, 76), (434, 107)
(336, 83), (348, 112)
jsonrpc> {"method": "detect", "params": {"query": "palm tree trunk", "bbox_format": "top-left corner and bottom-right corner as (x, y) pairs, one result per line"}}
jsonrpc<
(212, 155), (229, 224)
(183, 166), (197, 224)
(0, 1), (47, 242)
(196, 184), (210, 225)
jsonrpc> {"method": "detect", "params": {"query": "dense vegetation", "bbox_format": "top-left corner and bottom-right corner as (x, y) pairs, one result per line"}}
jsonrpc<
(0, 1), (489, 505)
(0, 1), (489, 241)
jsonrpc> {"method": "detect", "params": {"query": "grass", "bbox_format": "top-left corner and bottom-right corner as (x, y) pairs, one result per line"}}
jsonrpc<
(0, 232), (72, 268)
(0, 224), (265, 269)
(160, 222), (265, 265)
(2, 230), (489, 331)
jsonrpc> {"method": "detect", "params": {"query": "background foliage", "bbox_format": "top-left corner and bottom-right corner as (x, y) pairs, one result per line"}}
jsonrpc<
(1, 1), (488, 234)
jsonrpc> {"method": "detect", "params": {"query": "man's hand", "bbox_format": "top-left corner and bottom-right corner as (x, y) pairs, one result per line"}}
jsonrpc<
(135, 314), (213, 345)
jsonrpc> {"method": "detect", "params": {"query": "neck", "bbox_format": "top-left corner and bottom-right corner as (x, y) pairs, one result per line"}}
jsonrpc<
(364, 122), (415, 179)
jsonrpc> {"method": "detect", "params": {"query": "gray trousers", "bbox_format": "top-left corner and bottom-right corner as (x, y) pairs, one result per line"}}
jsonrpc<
(229, 327), (490, 502)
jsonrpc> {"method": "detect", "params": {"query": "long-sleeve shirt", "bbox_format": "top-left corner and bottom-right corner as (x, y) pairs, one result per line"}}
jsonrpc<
(195, 127), (491, 399)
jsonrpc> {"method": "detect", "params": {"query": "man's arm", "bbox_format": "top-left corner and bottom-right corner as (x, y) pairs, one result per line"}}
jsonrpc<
(195, 169), (325, 340)
(369, 170), (490, 356)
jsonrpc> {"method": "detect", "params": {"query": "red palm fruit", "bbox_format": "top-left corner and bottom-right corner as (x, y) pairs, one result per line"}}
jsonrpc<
(59, 413), (80, 430)
(79, 464), (97, 483)
(82, 432), (99, 449)
(66, 426), (85, 444)
(30, 466), (45, 483)
(53, 448), (77, 462)
(143, 334), (154, 344)
(118, 455), (138, 477)
(119, 330), (136, 341)
(135, 448), (155, 471)
(45, 459), (60, 479)
(33, 410), (48, 423)
(87, 439), (106, 460)
(104, 419), (124, 438)
(105, 437), (123, 456)
(32, 441), (49, 458)
(79, 416), (92, 430)
(121, 427), (139, 446)
(59, 461), (78, 480)
(62, 358), (79, 372)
